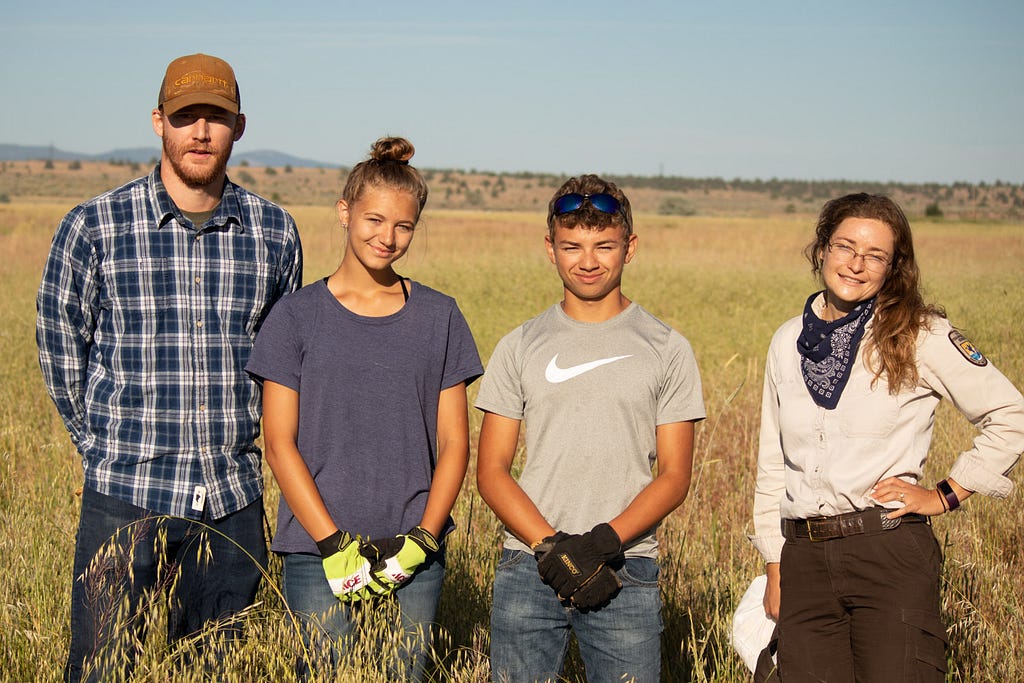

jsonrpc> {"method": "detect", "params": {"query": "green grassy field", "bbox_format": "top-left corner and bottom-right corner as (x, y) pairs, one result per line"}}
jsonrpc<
(2, 201), (1022, 681)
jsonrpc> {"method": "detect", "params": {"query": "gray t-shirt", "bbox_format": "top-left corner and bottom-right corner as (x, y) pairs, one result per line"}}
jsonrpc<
(246, 279), (482, 554)
(475, 303), (705, 557)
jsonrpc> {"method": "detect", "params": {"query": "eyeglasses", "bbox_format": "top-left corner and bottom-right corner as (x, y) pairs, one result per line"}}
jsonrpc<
(552, 193), (622, 216)
(827, 242), (891, 272)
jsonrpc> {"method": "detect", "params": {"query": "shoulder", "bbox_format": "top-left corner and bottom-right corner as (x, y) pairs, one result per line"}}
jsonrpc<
(629, 304), (684, 340)
(490, 316), (537, 359)
(225, 179), (298, 232)
(917, 315), (989, 368)
(519, 304), (562, 335)
(75, 173), (152, 213)
(266, 280), (323, 315)
(282, 280), (326, 305)
(761, 314), (803, 378)
(629, 304), (673, 333)
(409, 281), (459, 310)
(770, 313), (803, 347)
(58, 174), (152, 238)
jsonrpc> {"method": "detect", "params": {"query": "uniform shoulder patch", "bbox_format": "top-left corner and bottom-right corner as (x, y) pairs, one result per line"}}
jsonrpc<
(948, 329), (988, 366)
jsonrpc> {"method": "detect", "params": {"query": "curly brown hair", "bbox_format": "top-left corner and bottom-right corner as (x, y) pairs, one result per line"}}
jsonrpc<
(546, 174), (633, 239)
(805, 193), (945, 393)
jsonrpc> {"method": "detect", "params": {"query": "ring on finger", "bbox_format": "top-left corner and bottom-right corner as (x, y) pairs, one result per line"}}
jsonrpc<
(898, 492), (906, 502)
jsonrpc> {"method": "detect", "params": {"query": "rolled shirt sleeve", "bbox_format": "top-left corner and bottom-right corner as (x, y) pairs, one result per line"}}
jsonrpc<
(918, 319), (1024, 498)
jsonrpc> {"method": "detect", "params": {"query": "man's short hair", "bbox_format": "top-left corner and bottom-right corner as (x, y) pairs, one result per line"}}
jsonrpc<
(547, 174), (633, 238)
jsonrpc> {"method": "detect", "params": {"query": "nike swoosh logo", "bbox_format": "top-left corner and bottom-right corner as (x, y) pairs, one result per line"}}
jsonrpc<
(545, 354), (633, 384)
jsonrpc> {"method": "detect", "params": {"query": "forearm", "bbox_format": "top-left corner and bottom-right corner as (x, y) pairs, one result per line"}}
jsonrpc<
(763, 562), (781, 620)
(37, 222), (95, 441)
(609, 420), (695, 545)
(419, 440), (469, 539)
(608, 466), (690, 545)
(477, 469), (556, 547)
(477, 411), (557, 547)
(419, 383), (472, 538)
(265, 441), (337, 542)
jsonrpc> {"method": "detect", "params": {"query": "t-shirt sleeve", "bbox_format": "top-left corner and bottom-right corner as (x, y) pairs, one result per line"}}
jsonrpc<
(442, 303), (484, 390)
(244, 297), (304, 392)
(656, 331), (706, 425)
(474, 330), (526, 420)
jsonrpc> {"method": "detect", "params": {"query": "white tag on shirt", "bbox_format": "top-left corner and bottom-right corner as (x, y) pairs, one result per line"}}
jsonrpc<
(191, 485), (207, 512)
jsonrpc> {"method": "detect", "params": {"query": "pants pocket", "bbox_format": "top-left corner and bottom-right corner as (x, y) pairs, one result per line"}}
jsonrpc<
(902, 607), (948, 679)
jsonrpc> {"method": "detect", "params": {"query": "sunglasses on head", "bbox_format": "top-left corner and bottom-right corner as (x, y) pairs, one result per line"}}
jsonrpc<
(552, 192), (622, 216)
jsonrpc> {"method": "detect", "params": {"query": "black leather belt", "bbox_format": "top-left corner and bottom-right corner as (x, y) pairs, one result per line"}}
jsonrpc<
(783, 508), (929, 542)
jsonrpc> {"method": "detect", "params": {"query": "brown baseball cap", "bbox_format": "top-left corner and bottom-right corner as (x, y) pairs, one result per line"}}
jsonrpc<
(158, 54), (240, 116)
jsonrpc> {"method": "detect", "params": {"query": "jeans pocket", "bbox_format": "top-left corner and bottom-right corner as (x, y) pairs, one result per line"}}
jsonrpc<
(496, 548), (531, 573)
(902, 607), (948, 675)
(617, 557), (660, 588)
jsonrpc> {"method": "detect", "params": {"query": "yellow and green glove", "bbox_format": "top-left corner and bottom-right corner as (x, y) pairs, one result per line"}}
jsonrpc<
(361, 526), (440, 591)
(316, 529), (391, 602)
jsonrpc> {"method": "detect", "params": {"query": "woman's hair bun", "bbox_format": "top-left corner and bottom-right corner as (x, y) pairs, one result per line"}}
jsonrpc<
(370, 137), (415, 164)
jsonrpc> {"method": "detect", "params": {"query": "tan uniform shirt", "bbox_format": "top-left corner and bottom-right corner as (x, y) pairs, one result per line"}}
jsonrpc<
(751, 295), (1024, 563)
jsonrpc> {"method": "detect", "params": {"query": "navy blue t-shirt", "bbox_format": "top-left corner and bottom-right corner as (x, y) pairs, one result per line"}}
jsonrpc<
(246, 279), (482, 553)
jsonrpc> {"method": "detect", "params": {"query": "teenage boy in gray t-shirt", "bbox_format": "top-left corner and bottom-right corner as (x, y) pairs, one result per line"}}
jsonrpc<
(475, 174), (705, 682)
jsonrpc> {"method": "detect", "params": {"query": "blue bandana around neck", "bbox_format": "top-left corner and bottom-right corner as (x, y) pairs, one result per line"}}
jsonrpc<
(796, 292), (875, 410)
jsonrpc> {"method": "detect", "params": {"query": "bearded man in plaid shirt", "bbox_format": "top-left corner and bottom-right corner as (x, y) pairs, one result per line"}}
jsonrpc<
(36, 54), (302, 682)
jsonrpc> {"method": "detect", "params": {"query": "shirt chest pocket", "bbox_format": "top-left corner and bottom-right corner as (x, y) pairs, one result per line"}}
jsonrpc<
(835, 381), (900, 439)
(776, 373), (899, 440)
(98, 257), (175, 320)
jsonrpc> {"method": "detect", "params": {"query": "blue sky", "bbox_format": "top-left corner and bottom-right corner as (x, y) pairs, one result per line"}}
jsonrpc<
(2, 1), (1022, 183)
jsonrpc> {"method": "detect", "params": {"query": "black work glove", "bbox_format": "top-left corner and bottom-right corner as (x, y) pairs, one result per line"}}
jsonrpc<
(570, 564), (622, 610)
(532, 531), (571, 564)
(536, 523), (623, 600)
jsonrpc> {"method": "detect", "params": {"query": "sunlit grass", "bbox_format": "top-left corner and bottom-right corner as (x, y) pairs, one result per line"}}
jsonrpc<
(2, 202), (1022, 680)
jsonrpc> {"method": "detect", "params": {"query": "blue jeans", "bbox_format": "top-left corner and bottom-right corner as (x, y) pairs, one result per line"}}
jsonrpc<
(282, 549), (445, 682)
(65, 487), (267, 683)
(490, 549), (662, 683)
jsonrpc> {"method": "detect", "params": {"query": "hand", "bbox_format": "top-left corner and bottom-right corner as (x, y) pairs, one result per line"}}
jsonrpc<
(531, 531), (570, 564)
(317, 529), (388, 602)
(570, 565), (621, 611)
(362, 526), (439, 590)
(869, 477), (947, 517)
(763, 563), (781, 620)
(536, 523), (623, 600)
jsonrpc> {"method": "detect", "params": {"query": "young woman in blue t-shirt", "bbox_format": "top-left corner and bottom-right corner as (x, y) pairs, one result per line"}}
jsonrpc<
(246, 137), (482, 679)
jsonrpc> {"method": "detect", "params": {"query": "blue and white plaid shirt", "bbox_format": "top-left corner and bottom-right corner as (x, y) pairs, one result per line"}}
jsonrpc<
(37, 165), (302, 519)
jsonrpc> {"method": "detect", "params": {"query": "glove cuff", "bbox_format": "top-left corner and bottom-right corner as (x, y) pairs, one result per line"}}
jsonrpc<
(316, 529), (348, 557)
(532, 531), (571, 561)
(590, 523), (622, 558)
(408, 526), (440, 554)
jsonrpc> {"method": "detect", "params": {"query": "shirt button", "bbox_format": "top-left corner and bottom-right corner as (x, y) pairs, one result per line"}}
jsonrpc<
(196, 320), (203, 328)
(194, 276), (201, 284)
(199, 404), (206, 412)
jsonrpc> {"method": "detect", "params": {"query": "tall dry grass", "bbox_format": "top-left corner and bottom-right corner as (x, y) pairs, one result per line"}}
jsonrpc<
(2, 200), (1022, 681)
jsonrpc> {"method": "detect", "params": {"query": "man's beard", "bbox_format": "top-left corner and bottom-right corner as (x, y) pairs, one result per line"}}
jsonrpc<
(163, 136), (234, 188)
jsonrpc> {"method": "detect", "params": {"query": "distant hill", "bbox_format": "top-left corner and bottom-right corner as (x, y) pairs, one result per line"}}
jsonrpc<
(0, 143), (336, 169)
(1, 156), (1021, 222)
